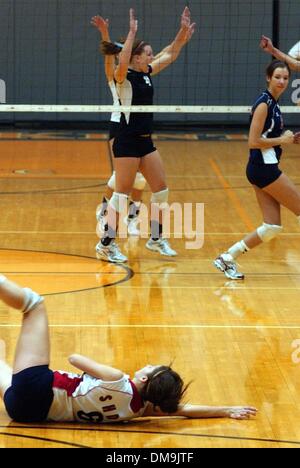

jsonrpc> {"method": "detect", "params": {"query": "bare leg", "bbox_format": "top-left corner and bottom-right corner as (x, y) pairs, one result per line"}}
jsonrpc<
(139, 150), (167, 193)
(105, 157), (140, 235)
(104, 186), (113, 200)
(0, 277), (49, 375)
(262, 173), (300, 215)
(139, 150), (167, 228)
(243, 185), (281, 249)
(131, 188), (143, 203)
(0, 360), (12, 399)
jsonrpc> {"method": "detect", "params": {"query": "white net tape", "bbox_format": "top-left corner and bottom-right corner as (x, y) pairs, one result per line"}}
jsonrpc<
(0, 105), (299, 113)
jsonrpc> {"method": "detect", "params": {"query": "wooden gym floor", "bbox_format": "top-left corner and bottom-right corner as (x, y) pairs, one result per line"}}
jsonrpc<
(0, 130), (300, 448)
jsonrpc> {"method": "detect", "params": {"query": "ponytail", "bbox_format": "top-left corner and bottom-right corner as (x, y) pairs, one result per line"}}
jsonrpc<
(100, 40), (124, 56)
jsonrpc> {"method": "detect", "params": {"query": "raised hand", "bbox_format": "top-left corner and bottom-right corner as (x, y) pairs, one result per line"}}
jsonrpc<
(260, 35), (274, 54)
(91, 15), (109, 36)
(181, 6), (196, 43)
(129, 8), (138, 35)
(185, 22), (196, 42)
(293, 131), (300, 144)
(181, 6), (191, 31)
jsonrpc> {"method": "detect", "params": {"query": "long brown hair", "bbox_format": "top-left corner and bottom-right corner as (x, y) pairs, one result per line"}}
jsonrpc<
(139, 366), (189, 413)
(266, 60), (291, 78)
(100, 39), (149, 61)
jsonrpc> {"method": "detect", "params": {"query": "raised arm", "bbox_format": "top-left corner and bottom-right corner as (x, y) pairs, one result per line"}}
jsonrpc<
(260, 35), (300, 72)
(91, 15), (115, 82)
(150, 6), (196, 76)
(68, 354), (124, 381)
(143, 403), (257, 420)
(114, 8), (138, 83)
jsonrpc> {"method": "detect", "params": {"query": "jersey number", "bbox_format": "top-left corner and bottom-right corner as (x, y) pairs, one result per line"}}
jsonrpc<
(77, 411), (104, 423)
(143, 76), (152, 87)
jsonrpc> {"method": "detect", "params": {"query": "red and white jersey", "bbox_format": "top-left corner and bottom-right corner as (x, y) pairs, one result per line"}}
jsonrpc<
(47, 371), (145, 423)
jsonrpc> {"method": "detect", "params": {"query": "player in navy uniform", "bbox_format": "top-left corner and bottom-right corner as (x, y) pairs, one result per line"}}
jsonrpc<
(91, 15), (147, 237)
(95, 8), (195, 263)
(214, 61), (300, 280)
(0, 275), (257, 422)
(260, 36), (300, 72)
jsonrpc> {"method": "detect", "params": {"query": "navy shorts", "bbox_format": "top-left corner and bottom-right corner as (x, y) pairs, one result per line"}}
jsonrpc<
(113, 135), (156, 158)
(109, 121), (120, 141)
(4, 365), (54, 422)
(246, 162), (282, 188)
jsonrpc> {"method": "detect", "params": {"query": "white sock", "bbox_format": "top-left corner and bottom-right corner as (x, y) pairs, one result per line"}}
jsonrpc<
(0, 275), (7, 285)
(227, 240), (250, 259)
(22, 288), (44, 314)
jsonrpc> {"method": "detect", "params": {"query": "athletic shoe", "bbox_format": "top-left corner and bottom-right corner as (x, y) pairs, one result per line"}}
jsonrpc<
(145, 238), (177, 257)
(213, 253), (244, 280)
(95, 241), (127, 263)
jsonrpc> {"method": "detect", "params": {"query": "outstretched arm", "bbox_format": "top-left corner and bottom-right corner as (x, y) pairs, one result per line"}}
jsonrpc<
(150, 6), (196, 76)
(91, 15), (115, 82)
(260, 35), (300, 72)
(143, 403), (257, 420)
(68, 354), (124, 381)
(114, 8), (138, 83)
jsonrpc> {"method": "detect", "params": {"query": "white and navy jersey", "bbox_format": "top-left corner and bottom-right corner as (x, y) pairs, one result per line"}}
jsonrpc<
(288, 40), (300, 59)
(47, 371), (145, 423)
(116, 65), (154, 136)
(249, 90), (284, 165)
(108, 80), (121, 124)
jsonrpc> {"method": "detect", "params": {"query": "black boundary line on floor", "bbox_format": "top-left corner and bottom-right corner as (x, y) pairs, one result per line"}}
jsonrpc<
(2, 183), (300, 196)
(0, 248), (134, 293)
(0, 182), (107, 195)
(1, 424), (300, 447)
(0, 431), (90, 448)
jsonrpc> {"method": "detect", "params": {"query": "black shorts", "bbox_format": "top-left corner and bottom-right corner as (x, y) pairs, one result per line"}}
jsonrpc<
(246, 162), (282, 188)
(4, 365), (54, 422)
(109, 121), (120, 141)
(113, 134), (156, 158)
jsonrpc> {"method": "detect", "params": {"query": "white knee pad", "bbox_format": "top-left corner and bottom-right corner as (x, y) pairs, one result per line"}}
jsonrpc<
(151, 188), (169, 204)
(257, 223), (283, 242)
(107, 171), (116, 190)
(109, 192), (128, 213)
(133, 172), (146, 191)
(22, 288), (44, 314)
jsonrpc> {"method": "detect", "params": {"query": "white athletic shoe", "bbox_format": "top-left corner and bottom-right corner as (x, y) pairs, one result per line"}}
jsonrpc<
(213, 253), (244, 280)
(96, 241), (127, 263)
(124, 216), (140, 236)
(146, 238), (177, 257)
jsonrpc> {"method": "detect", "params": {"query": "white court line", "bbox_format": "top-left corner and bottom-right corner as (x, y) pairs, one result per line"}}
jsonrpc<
(1, 231), (300, 236)
(0, 324), (299, 329)
(167, 175), (300, 179)
(117, 286), (300, 289)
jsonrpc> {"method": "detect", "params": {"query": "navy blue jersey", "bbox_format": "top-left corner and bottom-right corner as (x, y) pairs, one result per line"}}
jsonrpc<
(116, 65), (154, 136)
(249, 90), (284, 165)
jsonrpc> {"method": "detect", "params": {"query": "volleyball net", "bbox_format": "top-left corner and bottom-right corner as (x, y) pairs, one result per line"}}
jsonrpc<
(0, 0), (299, 127)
